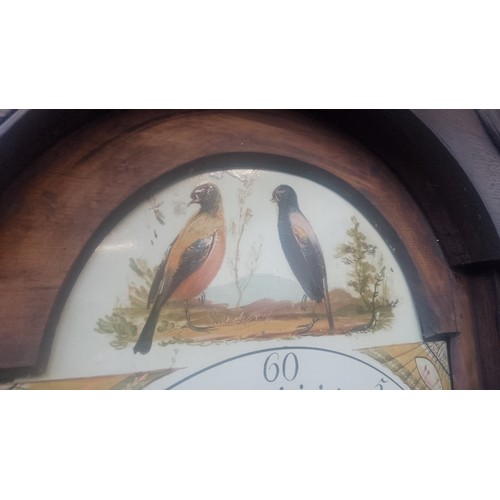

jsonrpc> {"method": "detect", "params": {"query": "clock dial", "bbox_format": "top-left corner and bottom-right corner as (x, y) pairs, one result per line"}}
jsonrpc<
(14, 164), (451, 389)
(151, 347), (407, 390)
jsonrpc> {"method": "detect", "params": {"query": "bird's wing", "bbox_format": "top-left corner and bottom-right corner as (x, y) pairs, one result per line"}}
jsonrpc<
(291, 224), (312, 252)
(147, 238), (176, 309)
(288, 212), (327, 301)
(290, 214), (325, 269)
(175, 234), (215, 282)
(162, 232), (216, 299)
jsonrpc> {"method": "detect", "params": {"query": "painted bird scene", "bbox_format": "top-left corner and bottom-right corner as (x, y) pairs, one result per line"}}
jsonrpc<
(95, 170), (402, 353)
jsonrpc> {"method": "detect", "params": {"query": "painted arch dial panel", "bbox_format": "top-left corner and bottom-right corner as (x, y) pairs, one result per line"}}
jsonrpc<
(13, 164), (451, 390)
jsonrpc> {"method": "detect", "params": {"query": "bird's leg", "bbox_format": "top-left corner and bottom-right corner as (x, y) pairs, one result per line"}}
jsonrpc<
(183, 300), (210, 332)
(301, 294), (308, 311)
(295, 301), (319, 334)
(197, 292), (206, 305)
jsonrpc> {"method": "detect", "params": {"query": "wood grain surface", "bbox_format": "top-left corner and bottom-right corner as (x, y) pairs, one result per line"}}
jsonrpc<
(414, 109), (500, 254)
(0, 110), (481, 387)
(309, 110), (500, 267)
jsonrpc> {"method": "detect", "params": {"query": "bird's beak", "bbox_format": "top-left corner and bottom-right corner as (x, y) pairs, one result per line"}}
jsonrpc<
(188, 194), (200, 206)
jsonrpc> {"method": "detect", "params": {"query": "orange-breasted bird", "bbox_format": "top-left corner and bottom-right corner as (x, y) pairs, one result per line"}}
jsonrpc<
(133, 182), (226, 354)
(271, 184), (335, 334)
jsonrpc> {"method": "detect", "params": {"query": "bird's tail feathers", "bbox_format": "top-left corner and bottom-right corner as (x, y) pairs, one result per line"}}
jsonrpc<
(133, 302), (161, 354)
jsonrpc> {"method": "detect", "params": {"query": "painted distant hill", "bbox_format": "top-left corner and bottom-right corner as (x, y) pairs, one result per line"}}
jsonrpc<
(204, 273), (361, 315)
(204, 273), (306, 307)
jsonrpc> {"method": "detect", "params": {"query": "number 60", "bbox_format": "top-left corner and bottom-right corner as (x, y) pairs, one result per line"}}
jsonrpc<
(263, 352), (299, 383)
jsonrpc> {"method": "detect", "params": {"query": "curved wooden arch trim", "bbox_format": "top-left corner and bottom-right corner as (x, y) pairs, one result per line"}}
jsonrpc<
(0, 110), (481, 387)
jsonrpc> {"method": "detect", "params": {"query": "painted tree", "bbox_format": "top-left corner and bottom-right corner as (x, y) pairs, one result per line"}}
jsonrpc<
(336, 216), (398, 331)
(228, 176), (263, 308)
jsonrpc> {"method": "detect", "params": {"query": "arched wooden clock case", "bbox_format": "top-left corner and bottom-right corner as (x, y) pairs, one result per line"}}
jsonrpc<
(0, 110), (498, 389)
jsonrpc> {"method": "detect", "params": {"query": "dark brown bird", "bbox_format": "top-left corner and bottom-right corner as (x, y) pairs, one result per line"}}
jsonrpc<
(133, 182), (226, 354)
(272, 184), (335, 334)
